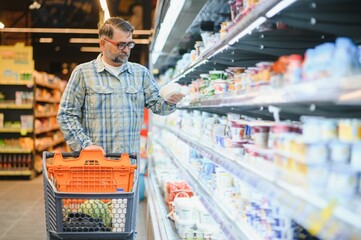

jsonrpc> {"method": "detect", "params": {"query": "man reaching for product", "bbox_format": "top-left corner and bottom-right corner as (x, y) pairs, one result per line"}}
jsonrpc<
(57, 17), (184, 154)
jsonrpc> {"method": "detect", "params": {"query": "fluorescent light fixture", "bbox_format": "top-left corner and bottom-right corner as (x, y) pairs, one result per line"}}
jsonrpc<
(266, 0), (297, 18)
(0, 22), (4, 29)
(39, 38), (53, 43)
(29, 1), (41, 10)
(134, 39), (150, 44)
(0, 27), (98, 34)
(80, 47), (101, 52)
(228, 17), (267, 45)
(70, 38), (99, 43)
(99, 0), (110, 22)
(70, 38), (149, 44)
(151, 0), (186, 64)
(0, 28), (152, 35)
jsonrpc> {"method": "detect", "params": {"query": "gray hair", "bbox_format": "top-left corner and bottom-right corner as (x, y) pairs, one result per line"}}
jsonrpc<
(98, 17), (134, 39)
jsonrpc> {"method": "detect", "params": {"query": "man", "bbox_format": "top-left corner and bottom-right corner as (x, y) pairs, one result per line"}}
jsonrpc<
(57, 17), (184, 154)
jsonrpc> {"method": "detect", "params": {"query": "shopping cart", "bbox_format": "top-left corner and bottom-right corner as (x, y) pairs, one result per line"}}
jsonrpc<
(42, 150), (139, 240)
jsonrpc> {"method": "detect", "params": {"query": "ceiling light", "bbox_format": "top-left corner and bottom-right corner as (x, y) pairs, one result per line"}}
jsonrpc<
(0, 28), (152, 35)
(39, 38), (53, 43)
(151, 0), (186, 65)
(29, 0), (41, 10)
(70, 38), (99, 43)
(99, 0), (110, 22)
(80, 47), (101, 52)
(0, 22), (4, 29)
(134, 39), (149, 44)
(70, 38), (149, 44)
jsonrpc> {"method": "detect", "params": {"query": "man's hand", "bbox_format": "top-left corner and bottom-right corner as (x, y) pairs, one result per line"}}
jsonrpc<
(84, 145), (105, 155)
(166, 93), (185, 104)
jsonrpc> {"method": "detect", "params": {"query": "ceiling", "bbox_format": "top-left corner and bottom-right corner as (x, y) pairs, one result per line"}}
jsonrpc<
(0, 0), (153, 79)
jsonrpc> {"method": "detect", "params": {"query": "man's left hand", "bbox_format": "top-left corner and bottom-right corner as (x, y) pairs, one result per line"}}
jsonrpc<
(166, 93), (185, 104)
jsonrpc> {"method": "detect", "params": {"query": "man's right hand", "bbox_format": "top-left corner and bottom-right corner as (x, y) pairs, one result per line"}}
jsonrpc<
(84, 145), (105, 155)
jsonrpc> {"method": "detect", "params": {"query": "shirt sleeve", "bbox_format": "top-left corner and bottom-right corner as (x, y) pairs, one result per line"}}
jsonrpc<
(143, 68), (176, 115)
(57, 67), (93, 151)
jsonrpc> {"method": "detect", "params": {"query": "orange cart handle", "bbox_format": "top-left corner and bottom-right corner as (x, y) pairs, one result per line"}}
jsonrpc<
(49, 149), (136, 167)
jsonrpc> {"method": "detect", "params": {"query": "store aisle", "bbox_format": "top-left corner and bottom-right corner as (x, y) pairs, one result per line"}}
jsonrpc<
(0, 175), (147, 240)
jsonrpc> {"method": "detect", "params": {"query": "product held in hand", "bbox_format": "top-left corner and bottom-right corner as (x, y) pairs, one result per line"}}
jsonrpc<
(160, 82), (181, 101)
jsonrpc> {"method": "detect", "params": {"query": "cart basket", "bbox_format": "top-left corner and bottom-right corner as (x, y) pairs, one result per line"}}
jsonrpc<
(43, 150), (139, 240)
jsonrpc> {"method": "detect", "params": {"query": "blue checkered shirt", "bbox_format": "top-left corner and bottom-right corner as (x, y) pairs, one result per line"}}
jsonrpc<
(57, 54), (175, 154)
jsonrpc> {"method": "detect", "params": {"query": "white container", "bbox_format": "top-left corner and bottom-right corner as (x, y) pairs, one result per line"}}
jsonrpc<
(329, 141), (351, 164)
(160, 82), (181, 101)
(307, 164), (330, 192)
(327, 166), (357, 198)
(301, 116), (324, 142)
(350, 142), (361, 171)
(173, 197), (194, 220)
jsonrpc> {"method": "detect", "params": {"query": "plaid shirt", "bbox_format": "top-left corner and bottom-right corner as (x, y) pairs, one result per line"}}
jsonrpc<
(57, 54), (175, 154)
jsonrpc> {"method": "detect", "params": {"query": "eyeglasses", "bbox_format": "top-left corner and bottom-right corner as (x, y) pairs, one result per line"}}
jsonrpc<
(103, 38), (135, 49)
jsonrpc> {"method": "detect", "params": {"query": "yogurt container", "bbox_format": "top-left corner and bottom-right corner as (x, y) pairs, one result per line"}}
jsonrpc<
(160, 82), (181, 101)
(329, 141), (351, 164)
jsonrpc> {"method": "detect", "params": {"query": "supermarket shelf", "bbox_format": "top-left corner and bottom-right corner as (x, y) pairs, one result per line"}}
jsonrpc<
(272, 0), (361, 39)
(171, 0), (281, 83)
(35, 137), (65, 152)
(35, 80), (60, 90)
(35, 112), (57, 118)
(0, 128), (33, 134)
(0, 170), (33, 176)
(153, 138), (263, 240)
(177, 76), (361, 120)
(145, 169), (178, 240)
(159, 125), (361, 240)
(0, 102), (33, 109)
(35, 126), (59, 135)
(171, 0), (361, 84)
(0, 148), (32, 154)
(35, 97), (60, 103)
(0, 80), (34, 86)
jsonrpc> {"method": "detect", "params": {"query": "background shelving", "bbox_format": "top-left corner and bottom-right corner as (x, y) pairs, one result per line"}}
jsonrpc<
(149, 0), (361, 239)
(153, 136), (263, 240)
(0, 79), (35, 178)
(33, 71), (67, 172)
(154, 123), (361, 239)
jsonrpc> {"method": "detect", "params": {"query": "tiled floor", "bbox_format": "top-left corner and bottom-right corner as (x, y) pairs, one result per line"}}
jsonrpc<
(0, 175), (147, 240)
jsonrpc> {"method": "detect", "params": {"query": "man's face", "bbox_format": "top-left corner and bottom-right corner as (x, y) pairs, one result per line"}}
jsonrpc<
(101, 28), (133, 66)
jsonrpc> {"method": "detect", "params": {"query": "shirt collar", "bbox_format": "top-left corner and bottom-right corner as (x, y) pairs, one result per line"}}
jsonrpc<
(95, 53), (133, 74)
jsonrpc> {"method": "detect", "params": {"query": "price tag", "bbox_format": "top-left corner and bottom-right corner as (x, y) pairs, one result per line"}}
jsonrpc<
(20, 129), (27, 135)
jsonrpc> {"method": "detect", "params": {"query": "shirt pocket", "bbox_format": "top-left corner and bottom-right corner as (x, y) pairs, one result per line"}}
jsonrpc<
(86, 85), (114, 113)
(125, 85), (144, 110)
